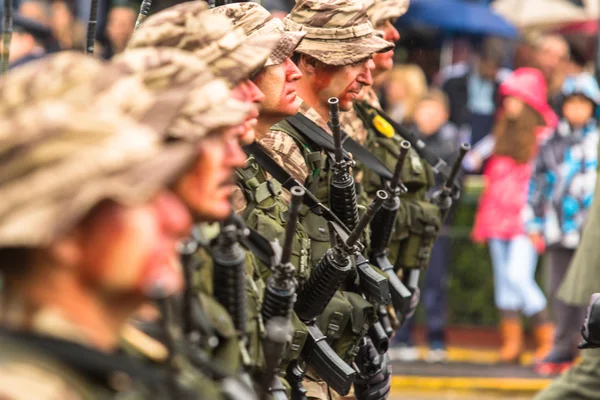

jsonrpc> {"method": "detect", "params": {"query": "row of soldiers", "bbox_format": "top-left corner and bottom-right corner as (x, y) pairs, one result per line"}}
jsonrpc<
(0, 0), (468, 399)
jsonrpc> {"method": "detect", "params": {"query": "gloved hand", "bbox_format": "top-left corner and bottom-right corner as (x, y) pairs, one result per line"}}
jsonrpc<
(353, 338), (392, 400)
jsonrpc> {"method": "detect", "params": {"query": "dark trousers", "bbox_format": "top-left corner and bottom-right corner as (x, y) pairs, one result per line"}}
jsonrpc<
(393, 235), (449, 346)
(547, 248), (587, 358)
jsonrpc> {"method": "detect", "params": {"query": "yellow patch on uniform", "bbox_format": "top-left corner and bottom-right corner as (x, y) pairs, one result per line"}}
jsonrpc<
(372, 115), (394, 138)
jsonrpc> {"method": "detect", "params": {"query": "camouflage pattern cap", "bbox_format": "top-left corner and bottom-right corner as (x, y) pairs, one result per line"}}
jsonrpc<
(113, 47), (251, 140)
(211, 2), (305, 66)
(366, 0), (409, 27)
(283, 0), (393, 66)
(0, 104), (195, 247)
(0, 52), (187, 139)
(127, 1), (280, 86)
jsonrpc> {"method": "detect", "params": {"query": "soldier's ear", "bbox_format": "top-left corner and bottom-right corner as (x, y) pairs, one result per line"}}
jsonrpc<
(299, 54), (319, 75)
(47, 233), (83, 272)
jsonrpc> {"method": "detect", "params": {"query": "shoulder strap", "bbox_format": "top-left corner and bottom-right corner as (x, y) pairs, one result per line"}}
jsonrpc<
(287, 113), (393, 181)
(243, 141), (350, 236)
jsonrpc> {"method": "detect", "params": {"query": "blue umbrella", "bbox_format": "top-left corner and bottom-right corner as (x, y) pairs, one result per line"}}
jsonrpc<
(396, 0), (518, 38)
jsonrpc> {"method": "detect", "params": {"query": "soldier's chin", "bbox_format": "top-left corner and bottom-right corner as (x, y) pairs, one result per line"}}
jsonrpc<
(196, 198), (232, 222)
(139, 262), (183, 299)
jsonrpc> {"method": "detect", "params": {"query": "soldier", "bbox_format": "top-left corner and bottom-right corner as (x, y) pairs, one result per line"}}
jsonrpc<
(261, 0), (395, 398)
(127, 1), (277, 146)
(0, 64), (199, 398)
(339, 0), (445, 362)
(124, 3), (293, 393)
(0, 49), (261, 399)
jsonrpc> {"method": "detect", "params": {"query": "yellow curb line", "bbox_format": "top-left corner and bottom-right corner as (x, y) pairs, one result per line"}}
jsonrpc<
(391, 376), (553, 393)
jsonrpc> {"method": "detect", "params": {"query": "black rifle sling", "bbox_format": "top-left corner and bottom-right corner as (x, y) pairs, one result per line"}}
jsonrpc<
(241, 227), (277, 268)
(243, 142), (350, 236)
(286, 113), (393, 181)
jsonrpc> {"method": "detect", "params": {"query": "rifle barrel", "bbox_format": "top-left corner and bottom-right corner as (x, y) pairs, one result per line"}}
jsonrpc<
(390, 140), (411, 190)
(444, 142), (470, 190)
(329, 97), (343, 163)
(281, 186), (304, 265)
(346, 190), (387, 248)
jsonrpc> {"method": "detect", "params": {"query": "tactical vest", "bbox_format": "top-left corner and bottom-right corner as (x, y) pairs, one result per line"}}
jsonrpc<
(236, 156), (312, 284)
(353, 101), (442, 269)
(190, 227), (266, 376)
(267, 119), (378, 364)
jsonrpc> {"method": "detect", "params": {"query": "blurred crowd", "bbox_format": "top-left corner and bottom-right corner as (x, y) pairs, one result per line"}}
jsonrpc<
(7, 0), (600, 381)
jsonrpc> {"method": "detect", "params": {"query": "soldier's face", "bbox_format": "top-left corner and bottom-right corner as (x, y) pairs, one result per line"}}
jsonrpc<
(230, 79), (265, 145)
(174, 129), (247, 222)
(73, 191), (191, 298)
(252, 58), (303, 118)
(373, 19), (400, 73)
(314, 58), (375, 111)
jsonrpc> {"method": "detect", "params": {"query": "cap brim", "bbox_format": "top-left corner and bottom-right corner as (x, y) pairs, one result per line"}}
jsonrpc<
(265, 30), (306, 66)
(202, 30), (280, 86)
(294, 34), (393, 66)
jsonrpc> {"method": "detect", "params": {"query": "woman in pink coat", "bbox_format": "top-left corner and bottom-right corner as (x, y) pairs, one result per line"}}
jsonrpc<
(470, 68), (557, 364)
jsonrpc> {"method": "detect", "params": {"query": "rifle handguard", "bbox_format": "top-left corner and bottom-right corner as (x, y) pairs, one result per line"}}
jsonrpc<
(329, 97), (360, 231)
(212, 223), (248, 335)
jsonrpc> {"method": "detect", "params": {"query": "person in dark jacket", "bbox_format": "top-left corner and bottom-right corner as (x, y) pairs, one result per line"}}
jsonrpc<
(442, 37), (506, 151)
(391, 89), (461, 363)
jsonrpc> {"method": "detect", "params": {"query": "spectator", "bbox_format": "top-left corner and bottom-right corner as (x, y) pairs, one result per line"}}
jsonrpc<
(471, 68), (557, 364)
(106, 2), (137, 55)
(392, 89), (461, 363)
(527, 73), (600, 376)
(383, 64), (427, 124)
(9, 13), (58, 68)
(534, 34), (570, 108)
(442, 37), (507, 151)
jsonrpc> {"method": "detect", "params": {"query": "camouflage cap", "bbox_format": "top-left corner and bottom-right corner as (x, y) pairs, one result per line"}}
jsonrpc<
(366, 0), (409, 28)
(0, 103), (196, 247)
(0, 52), (187, 139)
(211, 3), (305, 66)
(112, 47), (251, 140)
(283, 0), (393, 66)
(127, 1), (280, 85)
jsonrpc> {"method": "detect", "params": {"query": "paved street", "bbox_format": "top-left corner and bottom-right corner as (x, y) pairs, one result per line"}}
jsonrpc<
(392, 391), (533, 400)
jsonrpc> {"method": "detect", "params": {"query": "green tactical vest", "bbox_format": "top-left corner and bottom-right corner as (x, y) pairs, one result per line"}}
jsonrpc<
(236, 156), (312, 284)
(353, 101), (442, 269)
(190, 225), (266, 376)
(265, 120), (378, 364)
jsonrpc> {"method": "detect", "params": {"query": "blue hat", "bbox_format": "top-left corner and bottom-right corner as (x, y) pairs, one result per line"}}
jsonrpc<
(562, 73), (600, 106)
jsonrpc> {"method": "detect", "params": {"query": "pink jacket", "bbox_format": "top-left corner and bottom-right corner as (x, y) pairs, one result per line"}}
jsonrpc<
(471, 68), (557, 243)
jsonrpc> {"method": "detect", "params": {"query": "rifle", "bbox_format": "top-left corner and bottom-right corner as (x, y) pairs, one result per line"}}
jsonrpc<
(369, 140), (413, 326)
(211, 216), (249, 340)
(329, 97), (359, 230)
(259, 187), (303, 400)
(85, 0), (98, 54)
(294, 191), (387, 322)
(431, 142), (470, 222)
(135, 0), (153, 30)
(328, 97), (391, 308)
